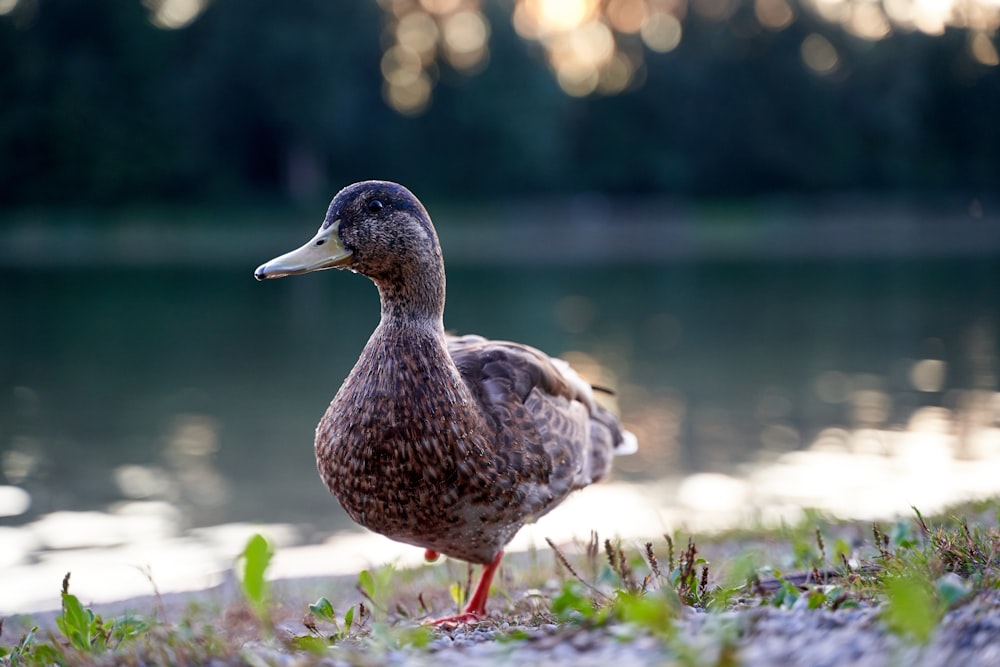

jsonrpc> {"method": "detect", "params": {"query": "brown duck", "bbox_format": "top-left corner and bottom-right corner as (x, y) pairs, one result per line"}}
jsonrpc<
(255, 180), (636, 623)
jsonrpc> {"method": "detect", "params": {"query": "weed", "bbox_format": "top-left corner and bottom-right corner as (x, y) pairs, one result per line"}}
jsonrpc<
(293, 596), (358, 652)
(0, 625), (38, 667)
(4, 502), (1000, 664)
(236, 533), (274, 633)
(882, 573), (941, 643)
(56, 573), (106, 653)
(356, 564), (397, 616)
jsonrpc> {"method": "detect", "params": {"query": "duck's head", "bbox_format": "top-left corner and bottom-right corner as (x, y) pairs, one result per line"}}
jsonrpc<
(254, 180), (440, 282)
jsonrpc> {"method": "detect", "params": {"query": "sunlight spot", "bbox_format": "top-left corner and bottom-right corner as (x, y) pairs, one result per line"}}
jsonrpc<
(847, 2), (892, 40)
(811, 427), (852, 452)
(678, 473), (749, 512)
(114, 464), (175, 499)
(755, 0), (794, 29)
(419, 0), (462, 14)
(2, 443), (38, 484)
(556, 63), (600, 96)
(30, 510), (171, 550)
(852, 388), (891, 426)
(597, 51), (636, 94)
(191, 522), (300, 553)
(801, 32), (839, 75)
(512, 2), (540, 38)
(911, 0), (951, 35)
(0, 527), (36, 569)
(514, 0), (598, 37)
(0, 0), (16, 15)
(144, 0), (206, 29)
(384, 71), (433, 115)
(606, 0), (648, 33)
(443, 10), (489, 55)
(166, 414), (219, 458)
(381, 44), (424, 87)
(911, 359), (947, 392)
(446, 43), (490, 71)
(907, 406), (953, 434)
(641, 11), (683, 53)
(970, 31), (1000, 65)
(0, 486), (30, 517)
(396, 11), (439, 61)
(883, 0), (918, 28)
(548, 19), (617, 95)
(567, 20), (616, 67)
(809, 0), (850, 24)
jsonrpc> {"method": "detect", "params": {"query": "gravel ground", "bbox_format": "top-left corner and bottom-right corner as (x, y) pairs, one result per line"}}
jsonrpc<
(209, 589), (1000, 667)
(7, 568), (1000, 666)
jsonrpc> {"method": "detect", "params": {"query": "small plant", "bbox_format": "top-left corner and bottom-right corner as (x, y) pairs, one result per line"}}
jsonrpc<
(236, 533), (274, 633)
(613, 588), (682, 640)
(668, 537), (710, 607)
(546, 534), (694, 636)
(294, 596), (358, 652)
(0, 572), (157, 664)
(356, 564), (397, 615)
(56, 573), (107, 653)
(0, 624), (40, 666)
(881, 572), (941, 643)
(550, 580), (605, 624)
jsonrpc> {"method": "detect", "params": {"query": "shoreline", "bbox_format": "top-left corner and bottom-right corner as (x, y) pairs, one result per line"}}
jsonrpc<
(1, 197), (998, 268)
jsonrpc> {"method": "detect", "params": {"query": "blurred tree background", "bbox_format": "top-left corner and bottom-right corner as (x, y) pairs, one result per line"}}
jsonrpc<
(1, 0), (998, 211)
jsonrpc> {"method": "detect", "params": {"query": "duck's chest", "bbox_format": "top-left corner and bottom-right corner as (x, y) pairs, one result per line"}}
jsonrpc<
(313, 343), (499, 512)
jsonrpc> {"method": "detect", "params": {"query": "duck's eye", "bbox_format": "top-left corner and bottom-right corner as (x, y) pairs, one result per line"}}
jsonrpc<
(367, 199), (384, 213)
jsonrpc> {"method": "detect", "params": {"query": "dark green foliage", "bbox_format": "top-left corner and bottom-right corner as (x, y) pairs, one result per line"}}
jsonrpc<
(0, 2), (997, 208)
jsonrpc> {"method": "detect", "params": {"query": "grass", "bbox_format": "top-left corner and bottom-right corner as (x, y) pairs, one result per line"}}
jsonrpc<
(2, 500), (999, 665)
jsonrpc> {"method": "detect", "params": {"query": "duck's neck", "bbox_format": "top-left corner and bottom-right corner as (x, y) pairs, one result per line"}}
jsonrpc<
(373, 260), (447, 332)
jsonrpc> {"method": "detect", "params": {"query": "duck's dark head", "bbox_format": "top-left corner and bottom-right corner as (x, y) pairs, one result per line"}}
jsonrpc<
(254, 180), (440, 284)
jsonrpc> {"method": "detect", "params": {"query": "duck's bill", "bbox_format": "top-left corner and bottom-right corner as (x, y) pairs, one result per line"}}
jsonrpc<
(254, 224), (353, 280)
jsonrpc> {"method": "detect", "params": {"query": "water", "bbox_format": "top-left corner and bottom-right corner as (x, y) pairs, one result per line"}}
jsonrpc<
(2, 255), (999, 611)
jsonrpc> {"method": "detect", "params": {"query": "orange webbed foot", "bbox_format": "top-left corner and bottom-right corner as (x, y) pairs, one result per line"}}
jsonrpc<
(425, 611), (486, 628)
(424, 551), (503, 628)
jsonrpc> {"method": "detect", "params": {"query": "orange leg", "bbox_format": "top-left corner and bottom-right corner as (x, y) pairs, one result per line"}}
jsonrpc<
(428, 550), (503, 626)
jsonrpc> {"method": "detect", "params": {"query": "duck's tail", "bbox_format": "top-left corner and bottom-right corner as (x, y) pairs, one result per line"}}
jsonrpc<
(615, 430), (639, 456)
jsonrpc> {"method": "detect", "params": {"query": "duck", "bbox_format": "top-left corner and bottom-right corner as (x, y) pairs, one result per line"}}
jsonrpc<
(254, 180), (636, 624)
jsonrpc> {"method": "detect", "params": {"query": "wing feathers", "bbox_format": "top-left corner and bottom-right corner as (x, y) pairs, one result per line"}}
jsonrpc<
(447, 334), (634, 517)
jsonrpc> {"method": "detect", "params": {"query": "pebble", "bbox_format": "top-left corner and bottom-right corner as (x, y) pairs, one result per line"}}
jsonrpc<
(13, 584), (1000, 666)
(355, 589), (1000, 667)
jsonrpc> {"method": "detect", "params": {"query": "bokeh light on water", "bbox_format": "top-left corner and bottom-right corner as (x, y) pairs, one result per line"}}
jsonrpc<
(2, 224), (999, 612)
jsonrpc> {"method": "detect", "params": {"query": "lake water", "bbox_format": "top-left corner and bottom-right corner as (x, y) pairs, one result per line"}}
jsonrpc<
(2, 238), (999, 612)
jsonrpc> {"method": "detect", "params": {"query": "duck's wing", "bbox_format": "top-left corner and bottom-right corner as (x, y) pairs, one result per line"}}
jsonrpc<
(447, 334), (635, 517)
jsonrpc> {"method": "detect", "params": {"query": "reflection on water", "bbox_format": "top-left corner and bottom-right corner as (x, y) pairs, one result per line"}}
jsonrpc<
(1, 257), (999, 613)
